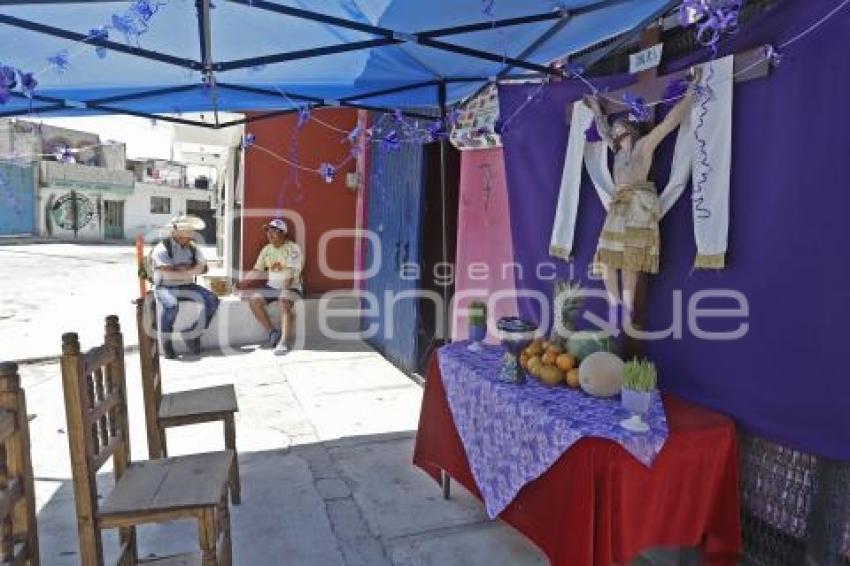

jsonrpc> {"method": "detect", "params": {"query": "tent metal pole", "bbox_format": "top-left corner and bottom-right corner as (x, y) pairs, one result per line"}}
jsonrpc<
(339, 80), (438, 103)
(196, 0), (219, 126)
(216, 83), (324, 103)
(218, 82), (435, 119)
(0, 14), (201, 70)
(227, 0), (395, 38)
(417, 10), (566, 38)
(415, 37), (560, 77)
(217, 105), (324, 128)
(437, 81), (450, 344)
(83, 104), (220, 128)
(0, 104), (66, 118)
(85, 85), (198, 106)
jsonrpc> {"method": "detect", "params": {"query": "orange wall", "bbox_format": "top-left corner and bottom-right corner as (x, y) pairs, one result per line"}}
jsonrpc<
(243, 109), (359, 294)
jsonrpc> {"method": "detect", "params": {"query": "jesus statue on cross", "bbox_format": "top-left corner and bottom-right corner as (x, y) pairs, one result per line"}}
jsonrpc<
(581, 66), (702, 320)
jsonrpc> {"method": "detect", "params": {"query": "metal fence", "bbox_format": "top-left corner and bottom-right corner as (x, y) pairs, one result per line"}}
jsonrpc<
(739, 433), (850, 565)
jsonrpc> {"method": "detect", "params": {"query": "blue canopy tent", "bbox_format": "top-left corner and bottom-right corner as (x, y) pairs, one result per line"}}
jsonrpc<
(0, 0), (676, 128)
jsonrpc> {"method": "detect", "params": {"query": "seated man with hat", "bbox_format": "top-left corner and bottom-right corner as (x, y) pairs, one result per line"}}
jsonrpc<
(236, 217), (304, 354)
(151, 215), (220, 359)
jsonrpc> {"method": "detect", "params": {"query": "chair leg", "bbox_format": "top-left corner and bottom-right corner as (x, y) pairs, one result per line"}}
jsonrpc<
(218, 495), (233, 566)
(224, 415), (241, 505)
(198, 508), (217, 566)
(118, 525), (137, 565)
(159, 426), (168, 459)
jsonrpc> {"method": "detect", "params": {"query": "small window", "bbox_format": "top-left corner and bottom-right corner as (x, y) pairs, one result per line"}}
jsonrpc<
(150, 196), (171, 214)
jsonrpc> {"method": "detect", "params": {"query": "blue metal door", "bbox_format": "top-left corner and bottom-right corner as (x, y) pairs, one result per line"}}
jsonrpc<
(0, 162), (35, 236)
(363, 141), (425, 373)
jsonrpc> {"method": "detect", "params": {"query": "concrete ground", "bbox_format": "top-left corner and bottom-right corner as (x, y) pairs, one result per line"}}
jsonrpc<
(4, 243), (691, 565)
(0, 242), (202, 361)
(19, 320), (550, 565)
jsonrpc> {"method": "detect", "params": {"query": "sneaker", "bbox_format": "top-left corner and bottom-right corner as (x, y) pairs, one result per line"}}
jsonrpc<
(273, 342), (289, 356)
(162, 339), (177, 360)
(265, 329), (282, 349)
(186, 337), (202, 356)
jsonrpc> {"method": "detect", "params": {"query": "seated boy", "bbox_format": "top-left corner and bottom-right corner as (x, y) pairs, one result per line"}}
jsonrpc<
(236, 218), (304, 354)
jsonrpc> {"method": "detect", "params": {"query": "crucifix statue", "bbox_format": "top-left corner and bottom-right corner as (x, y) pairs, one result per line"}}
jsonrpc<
(551, 25), (772, 357)
(581, 66), (702, 330)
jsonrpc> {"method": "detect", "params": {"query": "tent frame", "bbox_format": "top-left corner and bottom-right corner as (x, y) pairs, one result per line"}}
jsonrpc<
(0, 0), (668, 129)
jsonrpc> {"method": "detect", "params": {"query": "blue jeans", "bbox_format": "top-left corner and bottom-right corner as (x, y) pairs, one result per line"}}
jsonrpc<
(155, 284), (220, 335)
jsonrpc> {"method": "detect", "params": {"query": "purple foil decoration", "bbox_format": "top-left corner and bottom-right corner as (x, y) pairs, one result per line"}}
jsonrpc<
(297, 106), (311, 128)
(111, 13), (143, 44)
(692, 63), (715, 220)
(764, 44), (782, 66)
(661, 77), (690, 110)
(584, 121), (602, 142)
(0, 66), (17, 105)
(318, 162), (336, 184)
(89, 27), (109, 59)
(622, 91), (651, 122)
(427, 119), (447, 141)
(565, 62), (585, 78)
(447, 109), (462, 127)
(679, 0), (742, 51)
(18, 71), (37, 99)
(392, 108), (404, 123)
(241, 133), (256, 150)
(54, 145), (76, 164)
(381, 131), (400, 151)
(481, 0), (495, 17)
(129, 0), (163, 27)
(48, 51), (70, 74)
(347, 125), (362, 145)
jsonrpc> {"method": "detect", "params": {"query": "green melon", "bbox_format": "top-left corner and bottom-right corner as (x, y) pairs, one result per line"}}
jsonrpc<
(567, 332), (616, 362)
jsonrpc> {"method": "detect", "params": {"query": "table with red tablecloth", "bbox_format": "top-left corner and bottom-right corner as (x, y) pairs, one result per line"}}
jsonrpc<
(413, 353), (741, 566)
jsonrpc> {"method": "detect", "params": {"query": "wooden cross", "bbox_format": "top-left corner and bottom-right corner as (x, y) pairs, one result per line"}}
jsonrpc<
(564, 25), (773, 358)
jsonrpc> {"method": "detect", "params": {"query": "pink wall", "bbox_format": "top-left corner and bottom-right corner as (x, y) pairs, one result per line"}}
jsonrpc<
(452, 148), (518, 342)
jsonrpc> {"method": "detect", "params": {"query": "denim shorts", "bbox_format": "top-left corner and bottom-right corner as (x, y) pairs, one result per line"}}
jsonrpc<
(254, 284), (304, 304)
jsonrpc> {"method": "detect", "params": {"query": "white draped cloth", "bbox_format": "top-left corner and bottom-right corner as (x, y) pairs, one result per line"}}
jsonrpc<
(549, 56), (734, 269)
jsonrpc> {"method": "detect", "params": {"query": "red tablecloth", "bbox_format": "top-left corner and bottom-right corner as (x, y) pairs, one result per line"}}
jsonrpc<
(413, 354), (741, 566)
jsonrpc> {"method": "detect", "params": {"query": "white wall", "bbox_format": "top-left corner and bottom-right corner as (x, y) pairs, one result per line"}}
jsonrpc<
(38, 183), (212, 242)
(127, 183), (212, 242)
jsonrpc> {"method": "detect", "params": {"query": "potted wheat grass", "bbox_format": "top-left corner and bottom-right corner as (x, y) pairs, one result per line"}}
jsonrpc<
(620, 359), (657, 433)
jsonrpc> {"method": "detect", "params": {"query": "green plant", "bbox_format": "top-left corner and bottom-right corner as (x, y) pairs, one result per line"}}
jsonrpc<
(553, 280), (583, 335)
(468, 301), (487, 327)
(622, 359), (658, 392)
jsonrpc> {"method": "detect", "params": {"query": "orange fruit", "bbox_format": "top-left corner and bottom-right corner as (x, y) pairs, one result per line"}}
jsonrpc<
(541, 351), (557, 366)
(546, 344), (565, 356)
(520, 353), (531, 369)
(556, 353), (576, 372)
(538, 365), (564, 386)
(527, 341), (544, 356)
(527, 356), (544, 376)
(566, 368), (580, 389)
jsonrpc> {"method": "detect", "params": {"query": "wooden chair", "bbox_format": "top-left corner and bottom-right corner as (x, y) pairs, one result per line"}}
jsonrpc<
(0, 363), (39, 565)
(135, 298), (241, 505)
(60, 316), (234, 566)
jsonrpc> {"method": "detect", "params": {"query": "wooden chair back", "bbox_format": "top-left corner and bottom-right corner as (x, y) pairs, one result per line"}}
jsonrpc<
(60, 316), (134, 565)
(135, 296), (167, 458)
(0, 363), (39, 565)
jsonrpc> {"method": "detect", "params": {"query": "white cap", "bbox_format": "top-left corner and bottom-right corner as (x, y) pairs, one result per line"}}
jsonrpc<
(263, 218), (288, 233)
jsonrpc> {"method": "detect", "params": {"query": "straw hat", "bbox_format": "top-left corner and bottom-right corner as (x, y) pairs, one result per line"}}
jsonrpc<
(167, 214), (206, 232)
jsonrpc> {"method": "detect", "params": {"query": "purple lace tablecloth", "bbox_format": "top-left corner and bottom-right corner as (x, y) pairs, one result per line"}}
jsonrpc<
(438, 341), (669, 519)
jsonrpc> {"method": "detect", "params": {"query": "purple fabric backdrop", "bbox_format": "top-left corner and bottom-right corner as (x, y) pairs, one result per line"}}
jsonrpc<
(498, 0), (850, 460)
